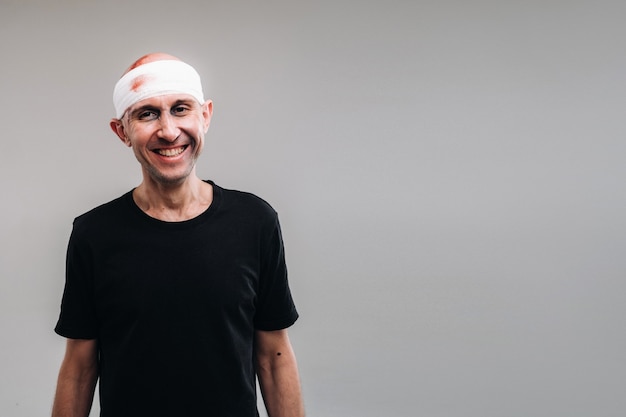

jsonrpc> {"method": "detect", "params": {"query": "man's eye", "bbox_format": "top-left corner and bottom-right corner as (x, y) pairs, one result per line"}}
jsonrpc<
(173, 106), (190, 115)
(137, 110), (158, 120)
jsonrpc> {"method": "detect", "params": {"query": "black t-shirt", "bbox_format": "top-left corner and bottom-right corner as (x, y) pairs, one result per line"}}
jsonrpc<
(55, 181), (298, 416)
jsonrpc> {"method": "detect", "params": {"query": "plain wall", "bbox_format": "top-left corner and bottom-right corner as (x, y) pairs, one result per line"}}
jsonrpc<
(1, 1), (625, 416)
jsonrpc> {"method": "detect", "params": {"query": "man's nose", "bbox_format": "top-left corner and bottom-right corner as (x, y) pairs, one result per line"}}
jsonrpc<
(158, 113), (180, 141)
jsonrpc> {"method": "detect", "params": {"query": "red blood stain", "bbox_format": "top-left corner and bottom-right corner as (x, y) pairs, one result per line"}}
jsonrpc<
(127, 54), (153, 72)
(131, 74), (151, 92)
(125, 53), (179, 74)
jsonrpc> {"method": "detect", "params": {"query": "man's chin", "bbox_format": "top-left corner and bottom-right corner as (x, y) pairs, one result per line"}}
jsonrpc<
(145, 168), (196, 187)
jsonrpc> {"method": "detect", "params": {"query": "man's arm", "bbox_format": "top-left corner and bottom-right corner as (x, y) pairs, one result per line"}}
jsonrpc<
(255, 329), (304, 417)
(52, 338), (99, 417)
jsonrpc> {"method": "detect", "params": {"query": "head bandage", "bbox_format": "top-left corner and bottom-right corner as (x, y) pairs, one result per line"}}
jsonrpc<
(113, 60), (205, 118)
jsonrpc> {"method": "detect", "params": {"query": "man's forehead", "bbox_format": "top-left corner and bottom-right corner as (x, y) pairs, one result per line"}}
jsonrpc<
(127, 93), (201, 112)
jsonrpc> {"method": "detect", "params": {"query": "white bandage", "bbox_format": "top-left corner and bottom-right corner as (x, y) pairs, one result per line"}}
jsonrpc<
(113, 60), (205, 118)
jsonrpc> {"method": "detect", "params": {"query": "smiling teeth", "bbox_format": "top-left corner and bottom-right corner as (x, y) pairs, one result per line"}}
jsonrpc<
(157, 146), (185, 156)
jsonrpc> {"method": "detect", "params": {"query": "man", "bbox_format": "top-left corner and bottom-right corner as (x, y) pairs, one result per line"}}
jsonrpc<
(52, 53), (304, 417)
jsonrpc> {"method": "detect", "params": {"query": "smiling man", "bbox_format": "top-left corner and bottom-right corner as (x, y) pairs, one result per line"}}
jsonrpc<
(51, 53), (304, 417)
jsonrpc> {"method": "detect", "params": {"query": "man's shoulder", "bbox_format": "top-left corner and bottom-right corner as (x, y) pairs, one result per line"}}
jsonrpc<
(215, 183), (278, 220)
(72, 191), (133, 233)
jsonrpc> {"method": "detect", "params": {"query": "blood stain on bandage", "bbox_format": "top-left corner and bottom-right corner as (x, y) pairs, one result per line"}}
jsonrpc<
(131, 74), (151, 92)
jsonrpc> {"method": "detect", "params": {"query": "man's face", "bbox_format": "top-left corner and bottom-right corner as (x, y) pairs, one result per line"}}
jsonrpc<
(116, 94), (212, 186)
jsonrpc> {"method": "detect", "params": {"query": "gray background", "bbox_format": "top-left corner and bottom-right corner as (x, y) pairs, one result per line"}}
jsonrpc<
(1, 0), (625, 416)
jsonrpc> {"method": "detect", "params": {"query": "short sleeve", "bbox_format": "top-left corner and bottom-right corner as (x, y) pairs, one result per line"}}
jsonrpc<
(54, 221), (98, 339)
(253, 215), (299, 331)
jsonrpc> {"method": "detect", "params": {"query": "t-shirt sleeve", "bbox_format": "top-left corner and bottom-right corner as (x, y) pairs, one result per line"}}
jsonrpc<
(254, 215), (299, 331)
(54, 221), (98, 339)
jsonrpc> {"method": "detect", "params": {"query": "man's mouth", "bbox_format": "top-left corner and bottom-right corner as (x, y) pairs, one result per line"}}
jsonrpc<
(154, 145), (188, 157)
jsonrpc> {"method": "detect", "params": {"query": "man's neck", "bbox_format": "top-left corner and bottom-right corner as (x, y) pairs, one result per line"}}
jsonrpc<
(133, 175), (213, 222)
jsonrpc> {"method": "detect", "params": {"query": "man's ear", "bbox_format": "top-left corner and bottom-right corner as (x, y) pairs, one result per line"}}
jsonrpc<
(110, 118), (131, 147)
(202, 100), (213, 133)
